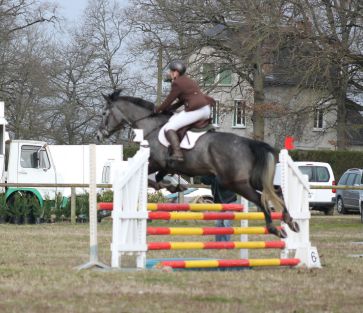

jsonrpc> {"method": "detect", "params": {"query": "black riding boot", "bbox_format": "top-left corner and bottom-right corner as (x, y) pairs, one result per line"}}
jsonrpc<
(165, 130), (184, 162)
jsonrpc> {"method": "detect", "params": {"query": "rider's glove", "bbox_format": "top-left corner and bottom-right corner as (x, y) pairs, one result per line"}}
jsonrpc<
(152, 106), (160, 115)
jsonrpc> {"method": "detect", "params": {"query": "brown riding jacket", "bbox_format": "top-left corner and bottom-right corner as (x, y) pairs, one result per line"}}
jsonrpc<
(156, 75), (215, 113)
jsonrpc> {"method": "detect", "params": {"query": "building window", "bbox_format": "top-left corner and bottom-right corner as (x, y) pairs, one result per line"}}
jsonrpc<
(202, 63), (215, 85)
(313, 108), (324, 129)
(211, 101), (220, 125)
(218, 65), (232, 85)
(233, 100), (246, 127)
(202, 63), (232, 86)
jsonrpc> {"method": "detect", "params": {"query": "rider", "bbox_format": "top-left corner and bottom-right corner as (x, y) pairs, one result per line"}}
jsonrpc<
(155, 60), (215, 162)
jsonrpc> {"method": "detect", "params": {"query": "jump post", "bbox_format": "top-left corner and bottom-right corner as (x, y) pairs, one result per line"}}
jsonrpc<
(106, 130), (321, 270)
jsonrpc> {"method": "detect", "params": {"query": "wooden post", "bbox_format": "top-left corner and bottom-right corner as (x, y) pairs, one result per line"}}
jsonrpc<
(71, 187), (76, 224)
(76, 144), (108, 270)
(239, 196), (249, 259)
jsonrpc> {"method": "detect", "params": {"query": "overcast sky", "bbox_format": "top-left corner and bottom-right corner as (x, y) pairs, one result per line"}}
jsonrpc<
(57, 0), (128, 22)
(57, 0), (88, 21)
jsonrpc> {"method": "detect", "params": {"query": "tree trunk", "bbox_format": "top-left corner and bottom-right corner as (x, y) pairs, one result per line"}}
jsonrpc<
(252, 53), (265, 141)
(331, 63), (349, 150)
(156, 47), (163, 106)
(335, 92), (348, 150)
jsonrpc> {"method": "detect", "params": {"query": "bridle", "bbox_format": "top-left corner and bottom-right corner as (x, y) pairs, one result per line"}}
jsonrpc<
(102, 102), (157, 138)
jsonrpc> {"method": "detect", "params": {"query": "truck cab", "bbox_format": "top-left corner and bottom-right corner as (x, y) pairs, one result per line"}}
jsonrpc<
(4, 140), (57, 206)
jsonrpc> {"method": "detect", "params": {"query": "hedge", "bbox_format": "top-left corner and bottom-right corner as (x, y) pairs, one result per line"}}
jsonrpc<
(289, 150), (363, 181)
(123, 143), (139, 160)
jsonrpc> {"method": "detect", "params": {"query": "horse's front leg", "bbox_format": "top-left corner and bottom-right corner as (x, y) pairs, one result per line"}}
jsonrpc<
(148, 167), (187, 193)
(156, 176), (188, 193)
(148, 171), (171, 191)
(148, 178), (161, 190)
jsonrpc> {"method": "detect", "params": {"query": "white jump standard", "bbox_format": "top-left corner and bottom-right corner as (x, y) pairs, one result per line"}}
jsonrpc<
(109, 131), (321, 270)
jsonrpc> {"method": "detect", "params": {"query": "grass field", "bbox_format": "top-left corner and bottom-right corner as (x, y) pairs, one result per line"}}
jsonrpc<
(0, 214), (363, 313)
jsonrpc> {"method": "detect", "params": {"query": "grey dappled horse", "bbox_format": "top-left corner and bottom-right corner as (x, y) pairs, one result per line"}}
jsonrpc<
(97, 90), (299, 238)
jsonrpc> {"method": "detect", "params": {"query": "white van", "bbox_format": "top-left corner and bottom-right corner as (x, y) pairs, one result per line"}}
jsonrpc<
(274, 161), (336, 215)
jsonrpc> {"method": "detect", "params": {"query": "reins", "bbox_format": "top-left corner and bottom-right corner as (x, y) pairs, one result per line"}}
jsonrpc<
(131, 113), (154, 128)
(108, 103), (160, 139)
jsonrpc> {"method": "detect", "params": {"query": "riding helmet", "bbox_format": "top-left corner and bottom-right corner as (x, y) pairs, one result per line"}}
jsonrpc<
(169, 60), (187, 75)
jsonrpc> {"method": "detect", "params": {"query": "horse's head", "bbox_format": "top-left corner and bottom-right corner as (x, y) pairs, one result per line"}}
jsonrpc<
(97, 89), (157, 142)
(97, 89), (125, 142)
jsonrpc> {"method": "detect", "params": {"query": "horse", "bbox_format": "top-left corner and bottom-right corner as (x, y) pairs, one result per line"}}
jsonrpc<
(97, 89), (299, 238)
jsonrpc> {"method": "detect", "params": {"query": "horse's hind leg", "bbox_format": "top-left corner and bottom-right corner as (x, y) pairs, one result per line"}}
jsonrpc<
(229, 182), (287, 238)
(274, 186), (300, 233)
(282, 207), (300, 232)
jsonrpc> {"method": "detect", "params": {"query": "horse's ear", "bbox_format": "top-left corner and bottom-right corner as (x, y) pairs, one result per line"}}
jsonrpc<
(109, 89), (123, 101)
(102, 93), (109, 102)
(114, 88), (123, 97)
(102, 89), (122, 103)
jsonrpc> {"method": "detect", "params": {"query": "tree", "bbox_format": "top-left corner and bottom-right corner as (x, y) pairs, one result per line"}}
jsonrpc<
(127, 0), (293, 140)
(1, 27), (56, 139)
(0, 0), (58, 139)
(126, 0), (362, 148)
(47, 0), (139, 144)
(47, 30), (100, 144)
(284, 0), (363, 149)
(0, 0), (56, 39)
(83, 0), (135, 93)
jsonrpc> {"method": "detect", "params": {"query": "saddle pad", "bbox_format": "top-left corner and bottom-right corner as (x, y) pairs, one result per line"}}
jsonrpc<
(158, 125), (207, 150)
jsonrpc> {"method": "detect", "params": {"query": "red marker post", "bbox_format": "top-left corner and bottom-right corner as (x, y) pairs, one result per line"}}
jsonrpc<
(284, 136), (295, 150)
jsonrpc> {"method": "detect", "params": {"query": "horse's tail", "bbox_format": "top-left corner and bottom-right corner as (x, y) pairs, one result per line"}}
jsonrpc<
(249, 142), (284, 212)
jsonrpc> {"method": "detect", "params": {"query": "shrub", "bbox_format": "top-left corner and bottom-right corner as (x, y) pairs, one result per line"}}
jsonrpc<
(0, 193), (9, 222)
(98, 190), (113, 202)
(123, 143), (139, 160)
(289, 149), (363, 180)
(148, 191), (167, 203)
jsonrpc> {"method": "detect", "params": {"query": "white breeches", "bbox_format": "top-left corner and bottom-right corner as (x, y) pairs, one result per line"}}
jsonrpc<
(164, 105), (211, 131)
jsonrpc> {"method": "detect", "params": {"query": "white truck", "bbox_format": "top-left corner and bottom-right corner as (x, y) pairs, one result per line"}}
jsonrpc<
(0, 102), (122, 209)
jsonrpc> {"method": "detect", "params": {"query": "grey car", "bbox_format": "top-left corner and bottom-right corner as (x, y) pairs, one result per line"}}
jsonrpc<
(336, 168), (363, 222)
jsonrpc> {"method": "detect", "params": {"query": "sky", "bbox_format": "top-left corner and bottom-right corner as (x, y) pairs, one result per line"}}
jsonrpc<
(57, 0), (88, 21)
(57, 0), (128, 22)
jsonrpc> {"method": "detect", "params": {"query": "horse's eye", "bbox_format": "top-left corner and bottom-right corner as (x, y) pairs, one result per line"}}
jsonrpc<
(102, 111), (106, 116)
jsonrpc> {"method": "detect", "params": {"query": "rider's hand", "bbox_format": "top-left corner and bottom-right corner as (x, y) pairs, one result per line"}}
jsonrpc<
(152, 106), (160, 115)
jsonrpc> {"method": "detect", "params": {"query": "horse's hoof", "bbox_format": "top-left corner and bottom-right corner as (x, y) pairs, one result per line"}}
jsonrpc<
(176, 184), (188, 192)
(167, 186), (177, 193)
(279, 228), (288, 238)
(268, 225), (286, 238)
(290, 221), (300, 232)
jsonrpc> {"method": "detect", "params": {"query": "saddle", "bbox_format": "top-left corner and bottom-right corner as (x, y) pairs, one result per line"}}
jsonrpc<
(158, 117), (214, 150)
(176, 118), (214, 141)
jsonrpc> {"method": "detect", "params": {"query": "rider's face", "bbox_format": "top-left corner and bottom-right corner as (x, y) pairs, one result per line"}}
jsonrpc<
(170, 70), (180, 80)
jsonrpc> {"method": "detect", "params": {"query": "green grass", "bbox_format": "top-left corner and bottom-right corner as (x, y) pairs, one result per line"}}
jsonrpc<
(0, 214), (363, 313)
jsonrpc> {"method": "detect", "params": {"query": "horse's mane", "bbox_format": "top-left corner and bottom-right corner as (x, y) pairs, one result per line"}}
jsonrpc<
(108, 90), (154, 112)
(121, 96), (154, 111)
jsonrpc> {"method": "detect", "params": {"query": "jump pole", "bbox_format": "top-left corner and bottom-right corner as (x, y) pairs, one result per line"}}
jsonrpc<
(98, 202), (246, 211)
(147, 226), (283, 235)
(77, 144), (108, 270)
